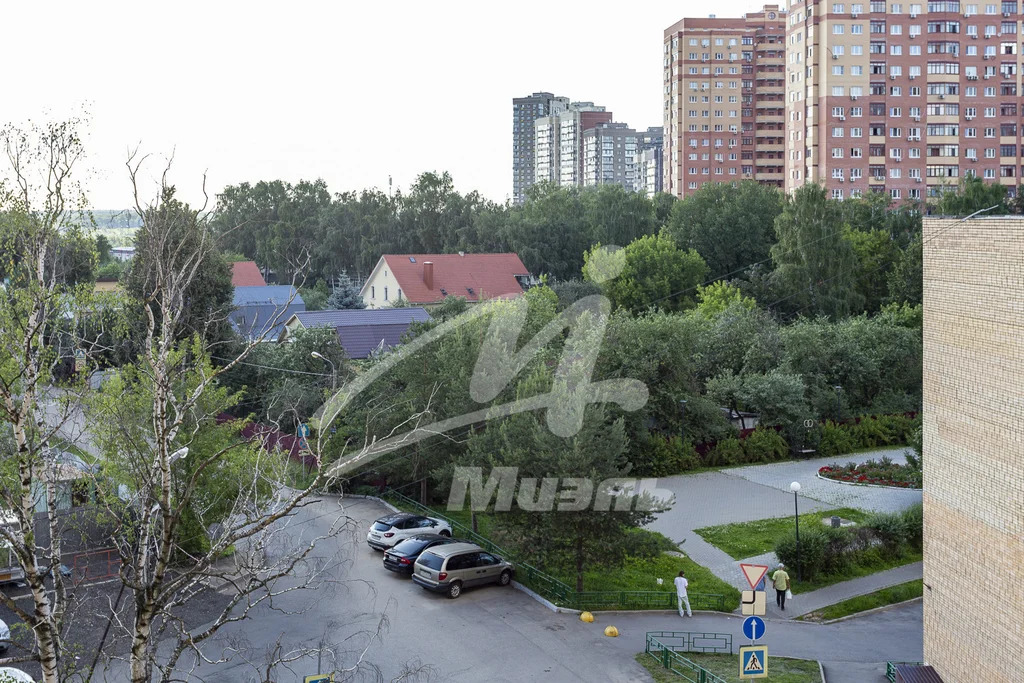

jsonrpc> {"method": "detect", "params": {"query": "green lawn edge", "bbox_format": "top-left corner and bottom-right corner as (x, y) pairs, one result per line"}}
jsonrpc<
(635, 652), (822, 683)
(796, 579), (923, 622)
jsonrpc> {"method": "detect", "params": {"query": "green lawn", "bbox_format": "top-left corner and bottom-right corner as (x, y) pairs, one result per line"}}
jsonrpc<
(579, 550), (741, 612)
(796, 579), (923, 622)
(636, 652), (822, 682)
(391, 498), (740, 611)
(693, 508), (869, 560)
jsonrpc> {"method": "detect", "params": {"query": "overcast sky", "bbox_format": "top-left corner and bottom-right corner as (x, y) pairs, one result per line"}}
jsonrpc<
(6, 0), (755, 210)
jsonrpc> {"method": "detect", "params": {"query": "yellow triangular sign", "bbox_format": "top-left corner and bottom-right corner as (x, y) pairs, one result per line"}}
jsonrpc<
(740, 563), (769, 590)
(744, 652), (764, 673)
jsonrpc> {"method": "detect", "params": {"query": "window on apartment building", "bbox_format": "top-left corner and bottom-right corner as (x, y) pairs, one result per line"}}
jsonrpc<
(852, 23), (864, 33)
(890, 167), (902, 178)
(851, 167), (864, 178)
(833, 147), (846, 157)
(910, 86), (922, 95)
(910, 147), (922, 157)
(852, 146), (865, 157)
(833, 2), (846, 10)
(832, 189), (845, 200)
(892, 24), (903, 34)
(833, 65), (845, 74)
(834, 23), (846, 33)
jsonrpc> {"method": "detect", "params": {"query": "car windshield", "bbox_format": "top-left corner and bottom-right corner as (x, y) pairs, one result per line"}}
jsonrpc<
(372, 521), (392, 532)
(392, 538), (429, 554)
(416, 552), (444, 570)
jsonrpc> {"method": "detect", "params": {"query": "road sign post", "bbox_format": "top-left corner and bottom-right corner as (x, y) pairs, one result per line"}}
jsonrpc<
(739, 645), (769, 679)
(742, 616), (765, 642)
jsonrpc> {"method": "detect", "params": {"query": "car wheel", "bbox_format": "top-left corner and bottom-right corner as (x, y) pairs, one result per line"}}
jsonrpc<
(498, 569), (512, 586)
(439, 529), (451, 537)
(447, 581), (463, 599)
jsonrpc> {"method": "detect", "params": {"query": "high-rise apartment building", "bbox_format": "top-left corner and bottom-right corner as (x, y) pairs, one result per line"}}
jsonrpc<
(513, 92), (569, 204)
(786, 0), (1023, 201)
(635, 126), (666, 195)
(582, 122), (639, 189)
(558, 103), (614, 187)
(663, 6), (787, 198)
(665, 2), (1024, 202)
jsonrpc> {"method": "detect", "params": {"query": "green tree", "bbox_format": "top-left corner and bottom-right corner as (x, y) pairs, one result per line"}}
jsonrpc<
(695, 281), (757, 318)
(96, 233), (113, 263)
(466, 368), (660, 592)
(886, 233), (923, 306)
(935, 174), (1009, 215)
(584, 233), (709, 314)
(667, 181), (783, 277)
(705, 368), (809, 429)
(771, 184), (863, 318)
(299, 279), (329, 311)
(326, 269), (366, 309)
(845, 227), (900, 313)
(125, 186), (234, 344)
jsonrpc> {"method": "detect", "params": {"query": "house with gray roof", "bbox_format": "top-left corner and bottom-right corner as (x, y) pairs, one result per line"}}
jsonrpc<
(281, 307), (430, 359)
(231, 286), (305, 342)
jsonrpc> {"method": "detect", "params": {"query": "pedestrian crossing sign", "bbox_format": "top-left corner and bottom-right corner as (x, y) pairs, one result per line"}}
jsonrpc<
(739, 645), (768, 679)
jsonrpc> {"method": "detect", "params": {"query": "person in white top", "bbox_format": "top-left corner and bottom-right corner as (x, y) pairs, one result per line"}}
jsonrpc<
(674, 570), (692, 617)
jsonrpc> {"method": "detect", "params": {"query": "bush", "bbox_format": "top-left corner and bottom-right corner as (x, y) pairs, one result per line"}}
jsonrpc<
(901, 503), (923, 551)
(863, 511), (909, 557)
(639, 434), (700, 476)
(775, 528), (829, 581)
(742, 427), (789, 463)
(704, 437), (745, 467)
(818, 421), (857, 457)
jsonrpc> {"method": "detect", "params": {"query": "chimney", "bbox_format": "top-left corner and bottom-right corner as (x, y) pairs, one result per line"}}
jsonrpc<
(423, 261), (434, 290)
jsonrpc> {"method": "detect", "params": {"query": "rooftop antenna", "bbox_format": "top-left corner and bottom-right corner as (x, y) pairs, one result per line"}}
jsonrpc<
(389, 175), (393, 198)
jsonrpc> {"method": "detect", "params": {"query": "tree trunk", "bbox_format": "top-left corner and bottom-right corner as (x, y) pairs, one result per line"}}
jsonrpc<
(471, 511), (478, 534)
(130, 603), (154, 683)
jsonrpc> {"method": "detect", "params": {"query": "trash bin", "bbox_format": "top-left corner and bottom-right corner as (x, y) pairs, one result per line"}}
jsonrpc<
(831, 516), (841, 528)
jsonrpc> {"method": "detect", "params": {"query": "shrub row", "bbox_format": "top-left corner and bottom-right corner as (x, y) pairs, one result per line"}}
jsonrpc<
(774, 504), (923, 581)
(818, 455), (922, 489)
(637, 413), (919, 476)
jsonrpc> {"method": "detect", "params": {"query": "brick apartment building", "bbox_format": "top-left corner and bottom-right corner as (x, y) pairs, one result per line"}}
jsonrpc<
(921, 215), (1024, 681)
(665, 2), (1024, 201)
(663, 5), (788, 197)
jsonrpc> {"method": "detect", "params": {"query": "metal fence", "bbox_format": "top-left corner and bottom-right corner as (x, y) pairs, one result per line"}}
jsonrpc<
(382, 490), (728, 612)
(886, 661), (925, 682)
(645, 632), (731, 683)
(645, 630), (733, 654)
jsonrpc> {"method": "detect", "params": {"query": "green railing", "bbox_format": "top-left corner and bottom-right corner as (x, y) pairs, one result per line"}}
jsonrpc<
(886, 661), (925, 682)
(645, 633), (730, 683)
(380, 489), (727, 612)
(645, 631), (733, 654)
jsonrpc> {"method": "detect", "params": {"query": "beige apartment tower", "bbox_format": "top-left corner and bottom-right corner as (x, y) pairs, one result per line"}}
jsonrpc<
(663, 5), (787, 197)
(666, 2), (1024, 201)
(921, 215), (1024, 681)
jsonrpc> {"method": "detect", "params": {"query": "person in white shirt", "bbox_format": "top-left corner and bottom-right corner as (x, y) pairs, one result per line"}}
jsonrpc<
(674, 570), (692, 617)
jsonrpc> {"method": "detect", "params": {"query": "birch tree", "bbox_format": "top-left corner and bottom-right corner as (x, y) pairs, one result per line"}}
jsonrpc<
(0, 118), (100, 681)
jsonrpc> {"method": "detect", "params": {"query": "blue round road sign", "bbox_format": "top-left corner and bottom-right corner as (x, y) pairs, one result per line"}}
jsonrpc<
(742, 616), (766, 642)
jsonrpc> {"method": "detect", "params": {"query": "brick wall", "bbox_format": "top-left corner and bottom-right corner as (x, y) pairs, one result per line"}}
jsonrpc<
(922, 215), (1024, 682)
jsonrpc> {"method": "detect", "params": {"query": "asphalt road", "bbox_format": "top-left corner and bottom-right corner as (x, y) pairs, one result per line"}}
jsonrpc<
(89, 495), (922, 682)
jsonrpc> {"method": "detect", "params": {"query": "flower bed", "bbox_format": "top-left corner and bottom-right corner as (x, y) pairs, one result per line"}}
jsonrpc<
(818, 457), (922, 489)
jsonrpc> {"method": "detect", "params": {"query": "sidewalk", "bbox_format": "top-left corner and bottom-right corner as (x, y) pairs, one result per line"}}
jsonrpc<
(781, 561), (923, 619)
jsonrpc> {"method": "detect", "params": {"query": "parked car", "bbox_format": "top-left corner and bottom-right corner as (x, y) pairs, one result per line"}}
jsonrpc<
(366, 513), (451, 550)
(383, 533), (461, 574)
(411, 542), (513, 599)
(0, 618), (9, 653)
(0, 667), (33, 683)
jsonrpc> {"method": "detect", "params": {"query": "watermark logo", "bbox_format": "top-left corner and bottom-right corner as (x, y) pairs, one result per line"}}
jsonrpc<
(311, 246), (648, 476)
(447, 467), (674, 513)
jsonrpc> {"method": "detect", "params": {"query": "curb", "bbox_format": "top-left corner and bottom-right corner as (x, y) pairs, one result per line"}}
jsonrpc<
(814, 472), (921, 491)
(819, 659), (827, 683)
(820, 596), (923, 624)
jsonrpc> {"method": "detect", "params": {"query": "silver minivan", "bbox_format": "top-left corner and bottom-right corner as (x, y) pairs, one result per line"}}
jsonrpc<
(411, 542), (513, 599)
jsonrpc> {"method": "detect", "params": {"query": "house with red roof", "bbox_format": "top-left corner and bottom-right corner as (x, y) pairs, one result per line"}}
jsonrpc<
(230, 260), (268, 287)
(359, 253), (535, 309)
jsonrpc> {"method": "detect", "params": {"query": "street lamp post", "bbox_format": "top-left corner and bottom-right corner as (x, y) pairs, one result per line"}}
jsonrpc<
(790, 481), (802, 582)
(311, 351), (337, 392)
(833, 385), (843, 423)
(679, 400), (688, 443)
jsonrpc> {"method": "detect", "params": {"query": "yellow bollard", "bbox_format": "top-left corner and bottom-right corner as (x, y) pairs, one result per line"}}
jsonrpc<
(580, 611), (595, 623)
(603, 625), (619, 637)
